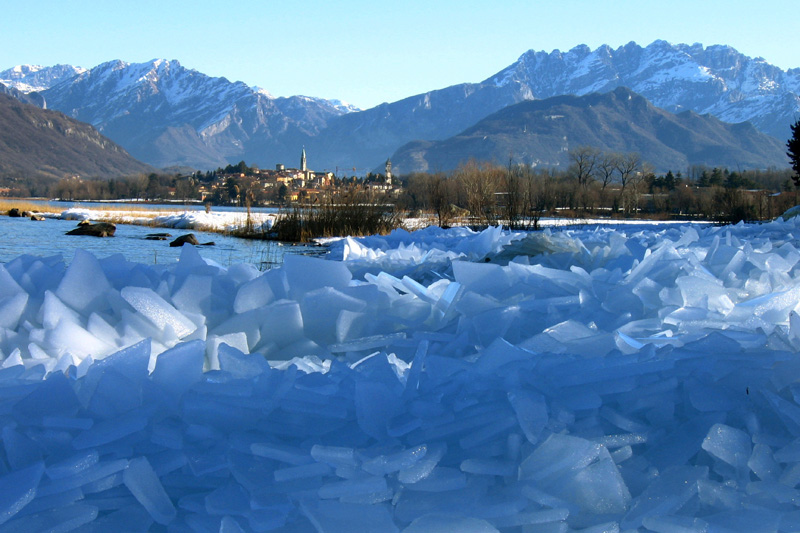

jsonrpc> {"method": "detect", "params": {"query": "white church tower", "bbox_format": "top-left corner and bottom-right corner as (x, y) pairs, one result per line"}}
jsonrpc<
(301, 147), (307, 172)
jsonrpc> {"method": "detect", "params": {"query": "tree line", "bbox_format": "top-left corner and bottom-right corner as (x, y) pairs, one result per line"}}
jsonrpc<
(395, 149), (797, 227)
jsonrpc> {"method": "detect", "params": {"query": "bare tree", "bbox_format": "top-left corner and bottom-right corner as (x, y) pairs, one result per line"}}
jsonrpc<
(454, 159), (498, 225)
(426, 172), (457, 227)
(596, 153), (617, 191)
(569, 146), (599, 190)
(568, 146), (600, 214)
(615, 152), (642, 214)
(521, 167), (555, 230)
(504, 156), (523, 228)
(595, 152), (619, 212)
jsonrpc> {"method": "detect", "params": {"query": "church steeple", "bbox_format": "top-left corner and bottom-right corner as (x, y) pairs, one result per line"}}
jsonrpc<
(301, 147), (307, 172)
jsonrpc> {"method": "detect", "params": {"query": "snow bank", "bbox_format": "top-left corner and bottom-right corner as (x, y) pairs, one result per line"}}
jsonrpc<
(58, 207), (277, 233)
(2, 218), (800, 530)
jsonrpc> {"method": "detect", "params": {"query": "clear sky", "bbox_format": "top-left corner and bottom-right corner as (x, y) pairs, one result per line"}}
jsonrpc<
(3, 0), (798, 109)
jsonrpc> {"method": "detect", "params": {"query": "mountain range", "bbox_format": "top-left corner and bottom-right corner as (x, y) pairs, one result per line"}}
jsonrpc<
(5, 60), (357, 169)
(1, 40), (798, 174)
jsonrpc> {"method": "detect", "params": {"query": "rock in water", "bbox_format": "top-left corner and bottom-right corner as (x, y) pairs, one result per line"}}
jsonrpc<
(170, 234), (200, 247)
(170, 233), (214, 246)
(66, 222), (116, 237)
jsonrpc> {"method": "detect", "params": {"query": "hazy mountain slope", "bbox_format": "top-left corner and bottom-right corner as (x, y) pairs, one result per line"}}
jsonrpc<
(389, 87), (789, 173)
(307, 81), (532, 171)
(0, 93), (155, 178)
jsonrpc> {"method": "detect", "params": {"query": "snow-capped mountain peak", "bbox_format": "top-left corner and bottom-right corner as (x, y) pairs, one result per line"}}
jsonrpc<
(31, 58), (359, 168)
(482, 40), (799, 140)
(252, 86), (274, 98)
(0, 64), (87, 93)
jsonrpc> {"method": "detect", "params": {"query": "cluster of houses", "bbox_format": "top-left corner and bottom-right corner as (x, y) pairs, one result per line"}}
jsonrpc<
(197, 149), (399, 203)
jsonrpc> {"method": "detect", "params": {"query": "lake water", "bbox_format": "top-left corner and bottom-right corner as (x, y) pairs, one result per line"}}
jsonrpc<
(0, 215), (325, 268)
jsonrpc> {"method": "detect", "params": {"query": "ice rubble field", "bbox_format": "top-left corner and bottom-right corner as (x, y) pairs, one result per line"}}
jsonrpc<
(4, 219), (800, 531)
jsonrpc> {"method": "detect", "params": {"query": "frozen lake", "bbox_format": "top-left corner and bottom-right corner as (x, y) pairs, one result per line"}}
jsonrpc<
(0, 214), (322, 268)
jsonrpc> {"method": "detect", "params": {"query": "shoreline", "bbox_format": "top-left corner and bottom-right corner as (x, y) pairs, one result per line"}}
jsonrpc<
(1, 198), (716, 245)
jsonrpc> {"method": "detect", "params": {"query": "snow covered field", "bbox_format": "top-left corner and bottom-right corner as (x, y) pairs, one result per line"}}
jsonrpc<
(1, 216), (800, 531)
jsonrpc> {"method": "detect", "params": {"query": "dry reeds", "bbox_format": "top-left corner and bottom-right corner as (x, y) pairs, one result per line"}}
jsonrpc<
(270, 192), (401, 242)
(0, 199), (60, 215)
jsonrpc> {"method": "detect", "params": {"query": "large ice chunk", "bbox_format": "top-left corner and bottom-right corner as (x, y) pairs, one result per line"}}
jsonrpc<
(702, 423), (752, 475)
(55, 249), (113, 315)
(123, 456), (176, 525)
(0, 461), (45, 525)
(232, 272), (275, 314)
(283, 254), (352, 297)
(0, 293), (27, 330)
(150, 339), (205, 399)
(301, 287), (367, 345)
(120, 286), (197, 339)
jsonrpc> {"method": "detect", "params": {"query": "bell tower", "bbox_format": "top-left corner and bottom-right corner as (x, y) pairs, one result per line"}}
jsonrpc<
(301, 147), (307, 172)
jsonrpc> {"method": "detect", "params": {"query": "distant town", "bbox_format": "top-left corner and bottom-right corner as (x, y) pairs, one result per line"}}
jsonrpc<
(195, 149), (400, 206)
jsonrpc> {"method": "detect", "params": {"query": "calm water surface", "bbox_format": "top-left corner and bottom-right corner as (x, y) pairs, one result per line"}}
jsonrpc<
(0, 215), (323, 268)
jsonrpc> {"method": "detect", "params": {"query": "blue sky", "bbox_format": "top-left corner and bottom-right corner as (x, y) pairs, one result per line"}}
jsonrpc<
(3, 0), (797, 109)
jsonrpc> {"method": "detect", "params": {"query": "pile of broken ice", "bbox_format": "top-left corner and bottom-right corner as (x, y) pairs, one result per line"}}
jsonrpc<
(5, 216), (800, 531)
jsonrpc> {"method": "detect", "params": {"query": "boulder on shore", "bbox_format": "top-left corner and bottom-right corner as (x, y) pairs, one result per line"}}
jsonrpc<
(8, 208), (23, 217)
(66, 222), (116, 237)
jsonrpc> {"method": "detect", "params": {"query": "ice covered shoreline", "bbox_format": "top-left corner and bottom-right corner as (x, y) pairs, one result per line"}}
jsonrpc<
(1, 218), (800, 530)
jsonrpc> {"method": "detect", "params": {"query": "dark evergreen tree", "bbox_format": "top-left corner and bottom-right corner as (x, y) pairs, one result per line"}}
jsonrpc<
(788, 119), (800, 185)
(664, 170), (676, 190)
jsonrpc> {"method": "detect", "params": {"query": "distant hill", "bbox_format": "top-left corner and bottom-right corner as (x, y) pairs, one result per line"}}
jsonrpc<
(0, 92), (155, 179)
(389, 87), (790, 174)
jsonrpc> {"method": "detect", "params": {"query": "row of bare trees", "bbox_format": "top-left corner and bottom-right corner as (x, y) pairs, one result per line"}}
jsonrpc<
(397, 148), (798, 226)
(569, 147), (647, 214)
(401, 148), (648, 227)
